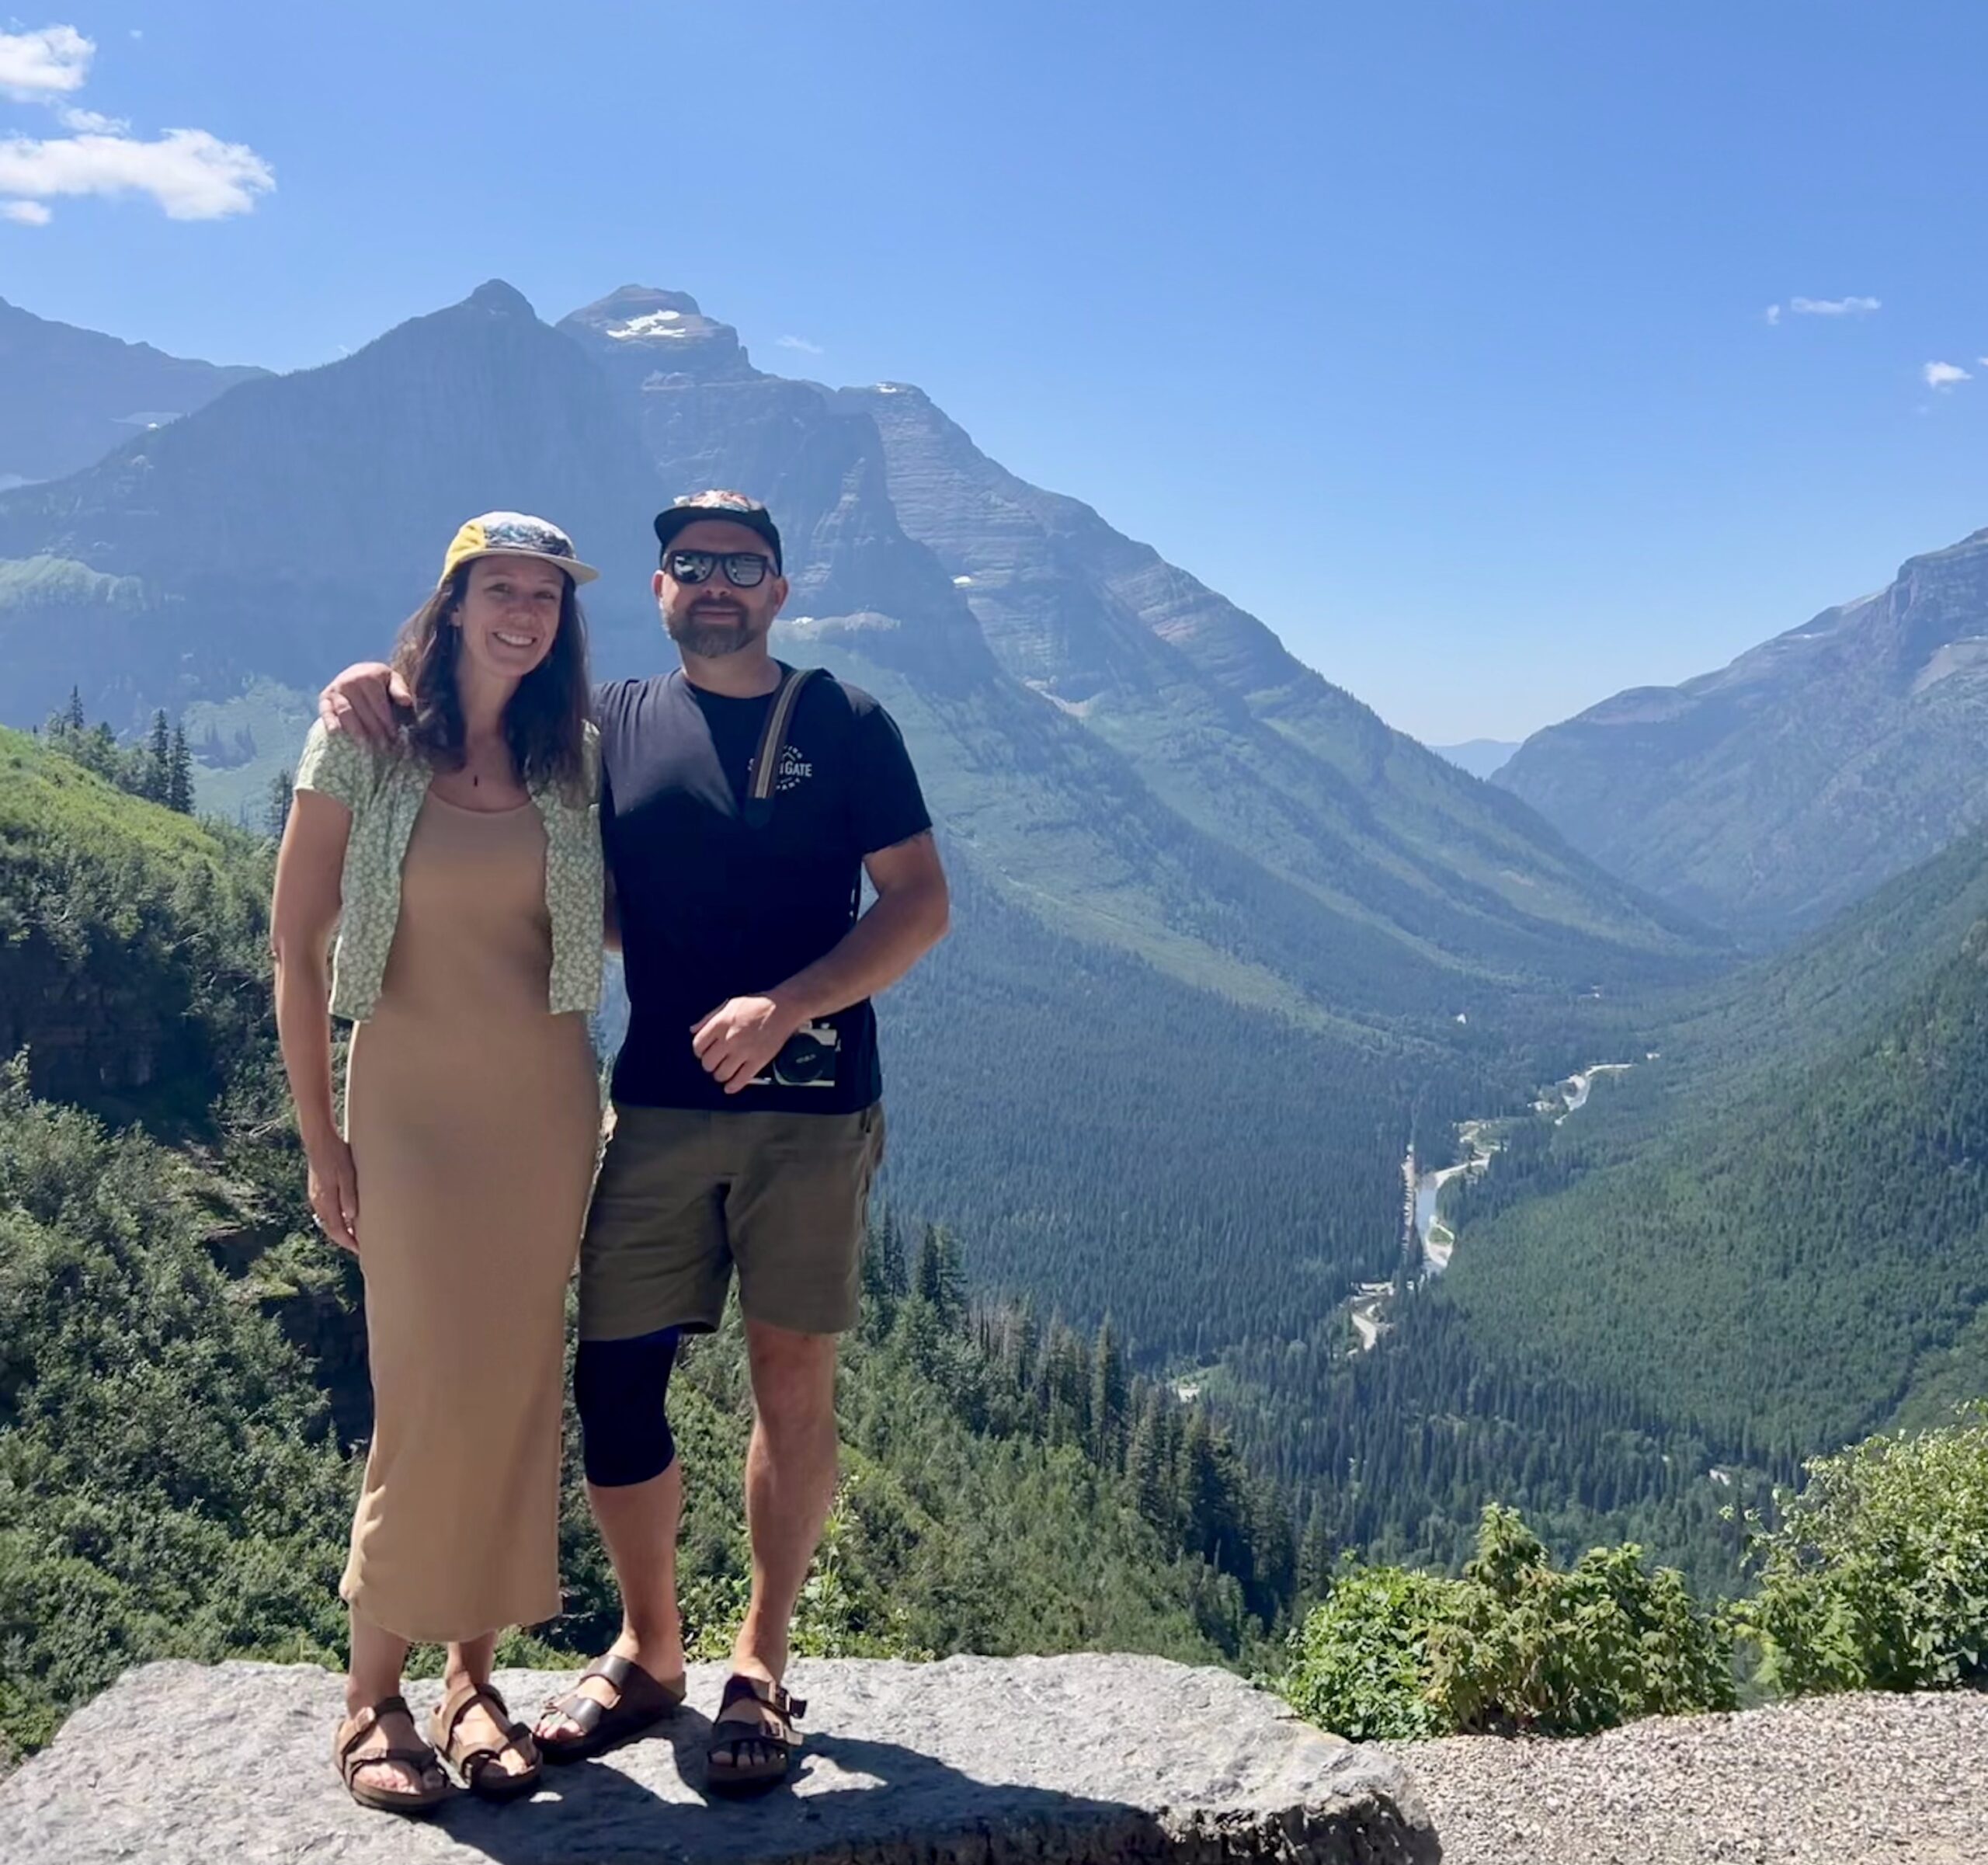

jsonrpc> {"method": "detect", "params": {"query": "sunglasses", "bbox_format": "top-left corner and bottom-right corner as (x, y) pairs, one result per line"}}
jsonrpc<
(666, 549), (774, 589)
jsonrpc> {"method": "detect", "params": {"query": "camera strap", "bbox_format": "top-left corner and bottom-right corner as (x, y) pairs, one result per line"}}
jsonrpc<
(744, 665), (822, 829)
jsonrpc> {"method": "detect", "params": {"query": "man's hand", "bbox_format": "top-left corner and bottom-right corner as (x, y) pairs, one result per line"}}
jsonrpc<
(319, 661), (410, 747)
(691, 995), (805, 1094)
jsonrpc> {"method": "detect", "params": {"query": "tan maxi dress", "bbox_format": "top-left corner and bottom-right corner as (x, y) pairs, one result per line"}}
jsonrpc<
(339, 791), (600, 1642)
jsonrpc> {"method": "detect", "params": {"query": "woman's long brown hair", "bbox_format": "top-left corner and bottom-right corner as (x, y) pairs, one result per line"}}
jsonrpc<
(390, 562), (592, 794)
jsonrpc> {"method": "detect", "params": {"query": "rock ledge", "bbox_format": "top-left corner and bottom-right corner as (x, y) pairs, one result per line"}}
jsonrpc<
(0, 1653), (1436, 1863)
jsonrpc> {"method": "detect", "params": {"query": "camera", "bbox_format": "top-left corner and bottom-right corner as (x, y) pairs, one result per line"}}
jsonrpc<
(756, 1019), (841, 1089)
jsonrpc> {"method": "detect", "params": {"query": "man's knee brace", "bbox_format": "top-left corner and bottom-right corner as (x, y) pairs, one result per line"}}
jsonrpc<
(575, 1325), (680, 1487)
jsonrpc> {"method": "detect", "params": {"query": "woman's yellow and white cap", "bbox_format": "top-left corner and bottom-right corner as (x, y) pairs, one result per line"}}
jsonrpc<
(439, 511), (599, 587)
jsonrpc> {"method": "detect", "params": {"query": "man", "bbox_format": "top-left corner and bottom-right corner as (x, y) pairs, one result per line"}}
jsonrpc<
(320, 490), (949, 1794)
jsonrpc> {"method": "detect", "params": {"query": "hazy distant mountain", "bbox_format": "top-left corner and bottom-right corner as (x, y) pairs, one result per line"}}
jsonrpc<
(1430, 739), (1519, 778)
(1496, 529), (1988, 942)
(0, 295), (266, 486)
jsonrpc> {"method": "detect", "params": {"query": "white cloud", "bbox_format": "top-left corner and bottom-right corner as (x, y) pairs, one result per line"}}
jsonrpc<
(1790, 295), (1881, 317)
(59, 106), (128, 133)
(1924, 361), (1971, 390)
(777, 334), (824, 356)
(0, 127), (275, 221)
(0, 24), (91, 99)
(0, 26), (274, 225)
(1764, 304), (1781, 325)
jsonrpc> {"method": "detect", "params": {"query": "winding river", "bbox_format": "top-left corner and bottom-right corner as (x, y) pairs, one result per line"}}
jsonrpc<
(1347, 1061), (1638, 1352)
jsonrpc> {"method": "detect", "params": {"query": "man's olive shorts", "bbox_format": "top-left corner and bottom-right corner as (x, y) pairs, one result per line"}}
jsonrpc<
(577, 1103), (885, 1341)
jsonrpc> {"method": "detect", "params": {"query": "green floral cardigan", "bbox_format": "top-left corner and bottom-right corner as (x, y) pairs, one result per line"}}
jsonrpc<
(293, 720), (604, 1023)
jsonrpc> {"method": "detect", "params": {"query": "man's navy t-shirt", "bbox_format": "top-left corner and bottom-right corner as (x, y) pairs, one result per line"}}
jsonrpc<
(596, 666), (931, 1115)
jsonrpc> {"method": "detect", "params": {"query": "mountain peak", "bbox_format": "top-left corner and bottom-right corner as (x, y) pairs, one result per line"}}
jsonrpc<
(462, 279), (537, 318)
(558, 286), (752, 380)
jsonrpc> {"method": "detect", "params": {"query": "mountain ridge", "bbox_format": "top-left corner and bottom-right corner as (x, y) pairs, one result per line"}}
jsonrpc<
(0, 294), (267, 488)
(1496, 525), (1988, 941)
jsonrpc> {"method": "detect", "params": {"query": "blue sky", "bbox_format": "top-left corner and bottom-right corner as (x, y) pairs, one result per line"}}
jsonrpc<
(4, 2), (1986, 743)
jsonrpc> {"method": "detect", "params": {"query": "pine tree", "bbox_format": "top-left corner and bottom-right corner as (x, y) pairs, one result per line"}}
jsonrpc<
(912, 1223), (966, 1331)
(266, 768), (294, 840)
(165, 725), (194, 815)
(1298, 1497), (1335, 1601)
(1127, 1387), (1172, 1528)
(1090, 1318), (1128, 1467)
(1045, 1324), (1090, 1446)
(63, 685), (85, 731)
(141, 710), (172, 803)
(877, 1207), (908, 1301)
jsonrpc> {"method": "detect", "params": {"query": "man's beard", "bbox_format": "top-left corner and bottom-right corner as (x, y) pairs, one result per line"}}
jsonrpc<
(668, 606), (759, 658)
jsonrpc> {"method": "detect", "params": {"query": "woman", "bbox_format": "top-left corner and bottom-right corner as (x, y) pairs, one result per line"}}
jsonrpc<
(271, 513), (605, 1815)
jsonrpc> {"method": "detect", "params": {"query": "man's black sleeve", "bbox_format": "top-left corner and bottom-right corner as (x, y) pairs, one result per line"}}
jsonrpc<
(593, 681), (618, 833)
(847, 698), (933, 857)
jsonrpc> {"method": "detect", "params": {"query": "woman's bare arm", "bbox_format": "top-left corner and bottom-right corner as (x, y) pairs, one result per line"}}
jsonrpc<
(269, 791), (360, 1247)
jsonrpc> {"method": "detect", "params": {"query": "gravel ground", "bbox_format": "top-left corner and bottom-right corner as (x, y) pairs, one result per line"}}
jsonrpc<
(1381, 1690), (1988, 1865)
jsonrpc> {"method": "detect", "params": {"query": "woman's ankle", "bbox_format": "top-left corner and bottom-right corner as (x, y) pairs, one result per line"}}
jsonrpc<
(345, 1674), (404, 1717)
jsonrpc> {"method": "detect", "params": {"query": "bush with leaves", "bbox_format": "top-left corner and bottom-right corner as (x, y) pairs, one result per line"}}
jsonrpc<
(1281, 1564), (1468, 1739)
(1733, 1407), (1988, 1696)
(1282, 1505), (1733, 1740)
(1430, 1505), (1734, 1734)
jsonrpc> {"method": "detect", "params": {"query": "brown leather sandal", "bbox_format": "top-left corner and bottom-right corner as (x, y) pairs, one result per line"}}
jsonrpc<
(333, 1695), (453, 1815)
(536, 1651), (686, 1764)
(430, 1679), (542, 1801)
(705, 1674), (807, 1797)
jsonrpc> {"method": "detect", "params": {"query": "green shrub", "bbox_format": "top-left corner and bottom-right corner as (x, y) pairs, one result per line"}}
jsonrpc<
(1282, 1564), (1468, 1739)
(1734, 1407), (1988, 1696)
(1282, 1505), (1733, 1739)
(1430, 1505), (1734, 1734)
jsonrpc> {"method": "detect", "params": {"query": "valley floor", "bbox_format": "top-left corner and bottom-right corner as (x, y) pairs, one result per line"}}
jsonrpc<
(1383, 1689), (1988, 1864)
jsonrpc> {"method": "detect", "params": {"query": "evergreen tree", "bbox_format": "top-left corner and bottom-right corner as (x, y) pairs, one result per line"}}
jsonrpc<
(913, 1222), (967, 1331)
(874, 1206), (909, 1303)
(1298, 1497), (1335, 1601)
(266, 768), (294, 840)
(63, 685), (85, 731)
(1090, 1318), (1128, 1467)
(1128, 1387), (1172, 1526)
(141, 710), (172, 803)
(165, 724), (195, 815)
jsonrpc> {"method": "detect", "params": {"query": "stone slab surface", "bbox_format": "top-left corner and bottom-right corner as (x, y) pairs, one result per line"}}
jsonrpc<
(0, 1653), (1437, 1863)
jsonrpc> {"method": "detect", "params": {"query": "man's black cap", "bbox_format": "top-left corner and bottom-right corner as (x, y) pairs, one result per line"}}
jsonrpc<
(653, 489), (784, 573)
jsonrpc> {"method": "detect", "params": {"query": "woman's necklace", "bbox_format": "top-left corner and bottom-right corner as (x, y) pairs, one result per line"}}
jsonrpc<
(464, 736), (506, 789)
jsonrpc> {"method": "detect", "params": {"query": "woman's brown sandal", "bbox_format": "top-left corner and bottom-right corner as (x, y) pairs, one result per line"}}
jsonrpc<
(430, 1679), (542, 1801)
(705, 1674), (807, 1797)
(536, 1651), (686, 1764)
(333, 1695), (454, 1815)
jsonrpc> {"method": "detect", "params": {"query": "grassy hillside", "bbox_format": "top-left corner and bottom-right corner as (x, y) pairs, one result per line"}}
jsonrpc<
(0, 726), (273, 1130)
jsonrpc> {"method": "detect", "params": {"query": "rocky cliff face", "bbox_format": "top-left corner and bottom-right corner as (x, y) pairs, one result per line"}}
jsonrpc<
(0, 1656), (1437, 1864)
(855, 380), (1706, 977)
(1496, 527), (1988, 941)
(0, 294), (266, 487)
(558, 289), (994, 685)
